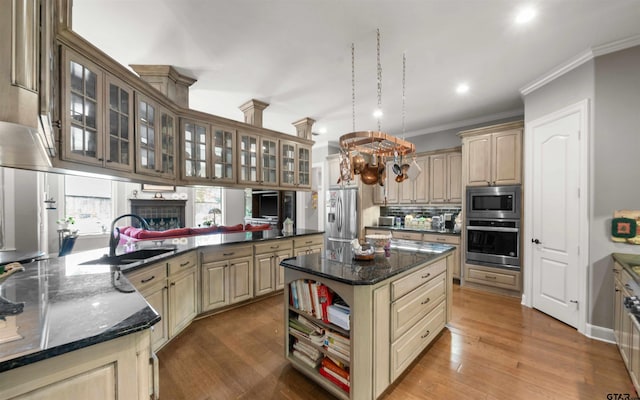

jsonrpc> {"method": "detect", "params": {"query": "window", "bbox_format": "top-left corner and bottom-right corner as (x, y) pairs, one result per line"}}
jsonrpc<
(64, 175), (113, 234)
(194, 187), (223, 226)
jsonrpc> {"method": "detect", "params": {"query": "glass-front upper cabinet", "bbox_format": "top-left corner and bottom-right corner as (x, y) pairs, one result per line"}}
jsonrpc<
(135, 94), (176, 179)
(182, 119), (210, 182)
(211, 126), (236, 183)
(261, 137), (278, 186)
(61, 49), (134, 172)
(238, 132), (259, 184)
(280, 141), (311, 189)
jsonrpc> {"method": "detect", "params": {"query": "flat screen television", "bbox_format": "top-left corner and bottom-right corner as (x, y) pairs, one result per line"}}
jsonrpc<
(258, 193), (278, 218)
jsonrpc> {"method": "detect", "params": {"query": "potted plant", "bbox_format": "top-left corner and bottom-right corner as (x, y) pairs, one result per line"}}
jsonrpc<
(56, 216), (76, 230)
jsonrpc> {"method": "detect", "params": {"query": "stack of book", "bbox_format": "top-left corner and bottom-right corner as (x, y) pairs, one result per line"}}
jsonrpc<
(288, 314), (324, 346)
(327, 304), (350, 331)
(319, 356), (350, 393)
(324, 331), (350, 362)
(289, 279), (335, 323)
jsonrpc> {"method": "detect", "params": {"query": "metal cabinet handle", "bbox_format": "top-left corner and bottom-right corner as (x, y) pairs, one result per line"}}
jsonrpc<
(223, 252), (235, 256)
(180, 261), (190, 267)
(140, 276), (155, 283)
(421, 330), (431, 339)
(170, 282), (176, 286)
(421, 297), (431, 305)
(485, 275), (497, 280)
(421, 273), (431, 279)
(270, 245), (279, 249)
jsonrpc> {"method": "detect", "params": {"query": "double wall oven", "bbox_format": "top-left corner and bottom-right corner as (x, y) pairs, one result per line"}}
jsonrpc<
(465, 185), (521, 270)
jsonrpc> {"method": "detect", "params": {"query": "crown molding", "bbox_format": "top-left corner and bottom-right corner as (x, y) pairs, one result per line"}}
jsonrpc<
(520, 34), (640, 96)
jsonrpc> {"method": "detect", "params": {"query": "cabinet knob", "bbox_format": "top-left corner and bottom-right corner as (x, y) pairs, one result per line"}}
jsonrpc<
(170, 282), (176, 286)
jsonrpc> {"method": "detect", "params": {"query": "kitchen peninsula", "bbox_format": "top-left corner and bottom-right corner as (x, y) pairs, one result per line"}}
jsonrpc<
(0, 228), (323, 399)
(281, 244), (454, 399)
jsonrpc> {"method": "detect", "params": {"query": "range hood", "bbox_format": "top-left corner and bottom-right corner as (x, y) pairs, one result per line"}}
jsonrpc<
(0, 116), (55, 170)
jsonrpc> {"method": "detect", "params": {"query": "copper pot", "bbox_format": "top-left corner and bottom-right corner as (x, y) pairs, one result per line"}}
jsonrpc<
(352, 154), (365, 175)
(378, 161), (386, 186)
(360, 163), (379, 185)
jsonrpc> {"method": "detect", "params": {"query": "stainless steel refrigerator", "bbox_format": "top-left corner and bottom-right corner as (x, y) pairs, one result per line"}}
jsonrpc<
(325, 188), (358, 261)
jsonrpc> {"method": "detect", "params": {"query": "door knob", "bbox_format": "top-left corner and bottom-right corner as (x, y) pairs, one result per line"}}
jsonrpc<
(531, 238), (541, 244)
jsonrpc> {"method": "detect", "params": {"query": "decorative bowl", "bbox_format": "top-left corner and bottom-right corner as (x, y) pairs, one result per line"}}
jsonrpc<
(365, 233), (392, 253)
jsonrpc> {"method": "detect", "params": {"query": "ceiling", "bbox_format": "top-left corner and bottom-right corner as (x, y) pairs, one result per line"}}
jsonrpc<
(72, 0), (640, 147)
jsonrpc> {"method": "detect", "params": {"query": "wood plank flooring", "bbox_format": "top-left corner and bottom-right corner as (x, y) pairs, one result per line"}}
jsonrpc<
(158, 284), (635, 399)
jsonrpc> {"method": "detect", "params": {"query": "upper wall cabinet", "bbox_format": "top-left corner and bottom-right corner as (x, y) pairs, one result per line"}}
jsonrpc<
(280, 140), (311, 189)
(136, 94), (176, 179)
(60, 49), (134, 172)
(237, 132), (278, 187)
(211, 125), (236, 183)
(430, 151), (462, 204)
(181, 119), (211, 183)
(399, 156), (429, 204)
(460, 121), (523, 187)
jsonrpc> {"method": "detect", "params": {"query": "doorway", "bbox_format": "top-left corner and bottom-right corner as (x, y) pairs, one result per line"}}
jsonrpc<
(524, 99), (589, 333)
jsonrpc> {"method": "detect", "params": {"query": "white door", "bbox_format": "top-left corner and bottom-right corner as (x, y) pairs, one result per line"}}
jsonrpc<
(530, 109), (582, 328)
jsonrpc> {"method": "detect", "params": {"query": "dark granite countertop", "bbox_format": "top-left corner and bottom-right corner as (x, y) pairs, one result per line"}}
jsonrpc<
(613, 253), (640, 284)
(364, 225), (461, 236)
(0, 228), (323, 373)
(280, 245), (454, 285)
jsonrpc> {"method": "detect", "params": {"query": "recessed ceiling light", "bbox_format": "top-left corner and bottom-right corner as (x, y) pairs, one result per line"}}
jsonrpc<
(515, 6), (537, 24)
(456, 83), (470, 94)
(373, 109), (383, 118)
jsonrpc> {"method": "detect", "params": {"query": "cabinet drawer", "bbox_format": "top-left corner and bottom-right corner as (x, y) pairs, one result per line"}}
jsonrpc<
(392, 231), (423, 241)
(168, 251), (198, 276)
(366, 228), (391, 236)
(293, 235), (323, 248)
(422, 233), (460, 245)
(255, 239), (292, 254)
(125, 262), (167, 292)
(466, 265), (521, 290)
(391, 274), (445, 341)
(391, 258), (446, 301)
(390, 302), (446, 381)
(202, 244), (253, 263)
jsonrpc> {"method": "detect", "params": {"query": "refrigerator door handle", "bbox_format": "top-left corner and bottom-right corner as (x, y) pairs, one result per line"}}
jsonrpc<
(337, 196), (342, 233)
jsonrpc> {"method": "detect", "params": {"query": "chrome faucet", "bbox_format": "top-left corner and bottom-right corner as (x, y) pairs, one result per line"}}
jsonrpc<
(109, 214), (150, 257)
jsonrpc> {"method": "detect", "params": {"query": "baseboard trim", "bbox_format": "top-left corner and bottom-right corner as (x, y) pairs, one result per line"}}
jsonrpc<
(586, 324), (615, 343)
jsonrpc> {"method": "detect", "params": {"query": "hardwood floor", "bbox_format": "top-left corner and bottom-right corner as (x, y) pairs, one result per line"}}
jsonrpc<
(158, 284), (635, 399)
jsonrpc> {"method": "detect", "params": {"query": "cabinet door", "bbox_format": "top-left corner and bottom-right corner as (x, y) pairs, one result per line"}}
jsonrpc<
(238, 132), (260, 184)
(447, 152), (462, 203)
(413, 156), (429, 203)
(492, 129), (522, 185)
(104, 75), (134, 171)
(275, 251), (292, 290)
(158, 109), (177, 178)
(398, 175), (414, 204)
(168, 267), (198, 337)
(465, 134), (492, 186)
(429, 154), (447, 203)
(182, 119), (210, 181)
(202, 260), (228, 312)
(211, 126), (236, 183)
(254, 253), (275, 296)
(230, 256), (253, 303)
(615, 279), (624, 344)
(136, 95), (159, 176)
(297, 144), (312, 189)
(62, 50), (103, 167)
(281, 141), (297, 188)
(261, 137), (279, 186)
(142, 282), (169, 351)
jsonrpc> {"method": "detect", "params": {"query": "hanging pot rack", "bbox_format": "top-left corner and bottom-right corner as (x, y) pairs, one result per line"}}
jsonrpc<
(339, 131), (415, 158)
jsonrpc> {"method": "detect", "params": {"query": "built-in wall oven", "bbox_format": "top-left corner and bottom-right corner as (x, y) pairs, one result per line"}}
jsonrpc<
(465, 185), (521, 270)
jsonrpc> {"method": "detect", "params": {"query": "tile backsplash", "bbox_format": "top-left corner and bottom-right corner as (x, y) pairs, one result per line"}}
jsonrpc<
(381, 206), (462, 221)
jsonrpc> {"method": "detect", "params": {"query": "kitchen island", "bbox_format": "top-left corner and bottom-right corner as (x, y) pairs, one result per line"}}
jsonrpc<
(0, 228), (323, 399)
(281, 244), (455, 400)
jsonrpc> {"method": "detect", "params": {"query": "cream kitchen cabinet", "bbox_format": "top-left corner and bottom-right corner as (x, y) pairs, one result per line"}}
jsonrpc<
(293, 235), (324, 256)
(60, 49), (134, 172)
(211, 125), (236, 183)
(281, 140), (312, 189)
(201, 244), (254, 312)
(460, 121), (523, 187)
(429, 151), (462, 204)
(237, 132), (278, 187)
(254, 240), (293, 296)
(125, 262), (169, 351)
(167, 251), (199, 337)
(326, 153), (359, 189)
(423, 233), (461, 279)
(136, 94), (176, 179)
(613, 259), (640, 393)
(373, 161), (399, 205)
(399, 156), (429, 204)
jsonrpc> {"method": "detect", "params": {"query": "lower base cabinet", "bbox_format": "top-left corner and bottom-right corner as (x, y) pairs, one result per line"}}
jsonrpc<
(614, 260), (640, 393)
(0, 330), (154, 400)
(201, 244), (254, 312)
(254, 240), (293, 296)
(464, 263), (521, 292)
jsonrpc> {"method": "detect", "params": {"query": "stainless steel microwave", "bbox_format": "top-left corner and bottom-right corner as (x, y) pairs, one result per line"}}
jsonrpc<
(466, 185), (521, 220)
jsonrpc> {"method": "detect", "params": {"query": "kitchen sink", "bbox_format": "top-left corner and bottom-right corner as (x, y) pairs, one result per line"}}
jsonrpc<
(80, 248), (176, 266)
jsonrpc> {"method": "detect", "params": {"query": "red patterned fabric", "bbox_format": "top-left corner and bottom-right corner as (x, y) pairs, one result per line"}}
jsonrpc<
(245, 223), (272, 231)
